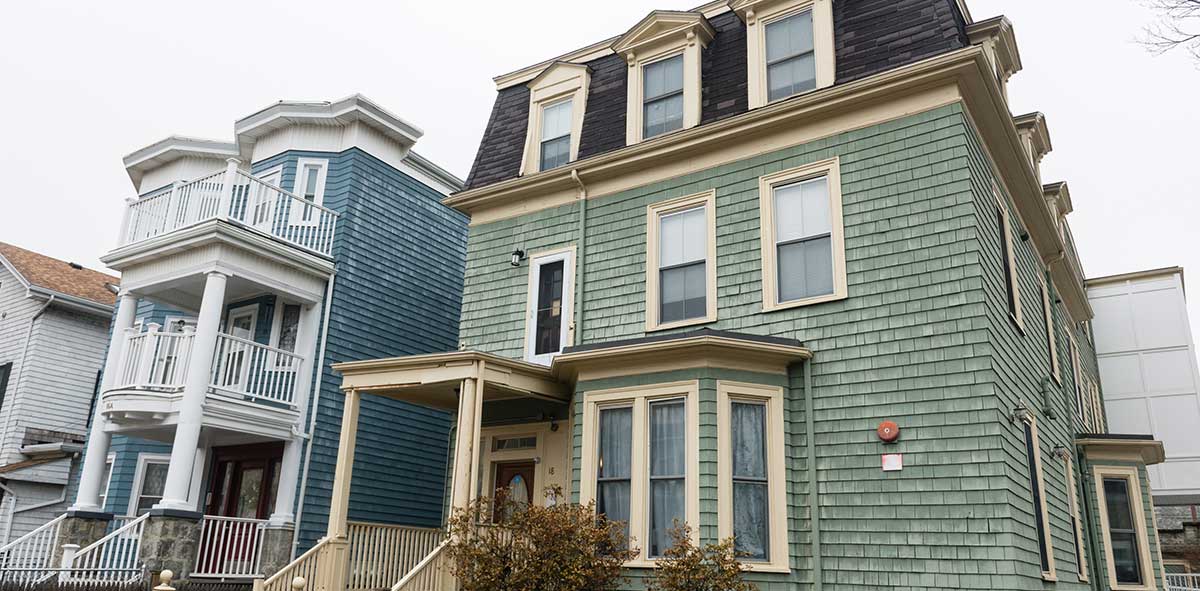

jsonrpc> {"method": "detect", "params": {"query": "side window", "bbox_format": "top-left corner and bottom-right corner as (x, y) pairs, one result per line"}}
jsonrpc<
(130, 455), (171, 516)
(642, 55), (685, 139)
(0, 363), (11, 415)
(995, 190), (1023, 327)
(1021, 416), (1056, 579)
(1096, 468), (1153, 588)
(291, 158), (328, 225)
(539, 100), (573, 171)
(524, 249), (575, 365)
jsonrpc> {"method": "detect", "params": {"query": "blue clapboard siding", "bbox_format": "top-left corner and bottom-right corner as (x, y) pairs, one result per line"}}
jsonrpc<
(252, 149), (467, 550)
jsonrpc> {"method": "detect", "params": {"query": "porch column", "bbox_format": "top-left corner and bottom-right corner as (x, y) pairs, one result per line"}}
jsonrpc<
(449, 377), (479, 513)
(269, 301), (323, 526)
(71, 292), (138, 512)
(326, 388), (360, 539)
(157, 271), (227, 511)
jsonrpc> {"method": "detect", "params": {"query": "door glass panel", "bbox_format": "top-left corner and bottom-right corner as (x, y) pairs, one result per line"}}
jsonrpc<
(235, 467), (265, 518)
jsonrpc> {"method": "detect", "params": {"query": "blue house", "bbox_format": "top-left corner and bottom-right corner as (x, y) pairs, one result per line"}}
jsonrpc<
(0, 95), (467, 584)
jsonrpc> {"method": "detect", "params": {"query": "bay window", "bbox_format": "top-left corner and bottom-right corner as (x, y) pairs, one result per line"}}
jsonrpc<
(718, 382), (788, 571)
(581, 381), (700, 565)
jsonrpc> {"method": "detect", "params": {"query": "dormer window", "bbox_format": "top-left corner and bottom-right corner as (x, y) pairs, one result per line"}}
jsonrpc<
(642, 55), (685, 139)
(765, 10), (815, 101)
(539, 99), (573, 171)
(614, 11), (714, 146)
(520, 63), (589, 175)
(733, 0), (835, 109)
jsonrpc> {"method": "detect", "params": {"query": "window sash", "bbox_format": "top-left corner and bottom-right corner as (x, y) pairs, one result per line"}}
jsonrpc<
(765, 10), (816, 101)
(773, 175), (834, 302)
(648, 398), (686, 558)
(1023, 421), (1051, 573)
(1103, 477), (1144, 585)
(731, 401), (769, 560)
(643, 55), (685, 139)
(533, 260), (565, 356)
(998, 207), (1018, 318)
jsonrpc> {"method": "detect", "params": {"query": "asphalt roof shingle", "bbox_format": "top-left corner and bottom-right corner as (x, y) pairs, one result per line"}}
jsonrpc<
(0, 242), (118, 307)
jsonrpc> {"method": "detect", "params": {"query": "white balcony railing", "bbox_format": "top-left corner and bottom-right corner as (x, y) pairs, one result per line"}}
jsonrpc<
(119, 165), (338, 257)
(1169, 573), (1200, 590)
(193, 516), (267, 579)
(108, 327), (302, 410)
(211, 333), (303, 407)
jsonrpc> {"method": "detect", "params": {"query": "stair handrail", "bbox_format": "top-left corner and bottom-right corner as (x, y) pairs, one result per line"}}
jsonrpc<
(64, 512), (149, 583)
(0, 513), (66, 579)
(389, 540), (449, 591)
(255, 535), (333, 591)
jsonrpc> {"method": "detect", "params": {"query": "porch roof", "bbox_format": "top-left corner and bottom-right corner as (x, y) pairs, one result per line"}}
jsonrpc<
(333, 351), (569, 411)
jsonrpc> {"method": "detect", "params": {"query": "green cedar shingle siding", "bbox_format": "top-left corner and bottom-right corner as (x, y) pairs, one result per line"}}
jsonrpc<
(460, 103), (1115, 589)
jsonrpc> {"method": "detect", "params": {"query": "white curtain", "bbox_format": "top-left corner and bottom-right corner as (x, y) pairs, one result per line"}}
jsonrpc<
(598, 407), (632, 532)
(649, 400), (686, 556)
(732, 402), (769, 560)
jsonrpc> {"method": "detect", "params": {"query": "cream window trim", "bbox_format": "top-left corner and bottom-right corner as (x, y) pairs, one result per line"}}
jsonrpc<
(1071, 337), (1085, 423)
(1021, 414), (1057, 580)
(995, 185), (1024, 331)
(1091, 382), (1103, 432)
(716, 382), (789, 573)
(1093, 465), (1157, 591)
(758, 157), (847, 311)
(579, 381), (701, 567)
(1063, 454), (1089, 582)
(733, 0), (835, 109)
(645, 190), (718, 332)
(1042, 280), (1061, 384)
(615, 12), (714, 146)
(520, 63), (590, 175)
(523, 246), (576, 366)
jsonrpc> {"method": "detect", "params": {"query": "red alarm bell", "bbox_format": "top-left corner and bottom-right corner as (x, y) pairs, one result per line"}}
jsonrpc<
(877, 420), (900, 443)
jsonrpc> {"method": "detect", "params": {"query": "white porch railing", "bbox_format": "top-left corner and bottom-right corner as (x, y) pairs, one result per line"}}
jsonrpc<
(212, 333), (303, 408)
(0, 514), (64, 582)
(346, 522), (444, 591)
(254, 536), (332, 591)
(60, 513), (148, 584)
(193, 516), (267, 579)
(1169, 573), (1200, 590)
(107, 328), (302, 410)
(112, 326), (193, 390)
(120, 166), (338, 257)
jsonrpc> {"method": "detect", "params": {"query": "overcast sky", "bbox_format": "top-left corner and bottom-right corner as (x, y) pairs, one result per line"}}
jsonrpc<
(1, 0), (1197, 335)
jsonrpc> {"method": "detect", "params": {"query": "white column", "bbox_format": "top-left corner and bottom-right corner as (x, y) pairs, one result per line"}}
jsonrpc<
(71, 293), (138, 512)
(449, 377), (478, 513)
(326, 389), (361, 539)
(269, 302), (323, 526)
(156, 271), (227, 511)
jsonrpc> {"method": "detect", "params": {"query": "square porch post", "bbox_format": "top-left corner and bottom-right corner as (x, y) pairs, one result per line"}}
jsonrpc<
(317, 387), (360, 591)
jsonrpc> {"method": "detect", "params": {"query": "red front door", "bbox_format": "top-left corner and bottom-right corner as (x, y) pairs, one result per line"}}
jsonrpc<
(200, 443), (283, 575)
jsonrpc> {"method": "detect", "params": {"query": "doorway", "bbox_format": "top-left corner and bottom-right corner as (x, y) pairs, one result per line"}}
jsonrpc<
(206, 442), (282, 519)
(492, 461), (535, 522)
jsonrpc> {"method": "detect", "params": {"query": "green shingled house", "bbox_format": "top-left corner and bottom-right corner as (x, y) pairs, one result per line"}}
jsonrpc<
(279, 1), (1170, 590)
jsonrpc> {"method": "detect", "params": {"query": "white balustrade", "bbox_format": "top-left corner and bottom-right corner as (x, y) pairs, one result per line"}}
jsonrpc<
(62, 513), (148, 584)
(1169, 573), (1200, 590)
(211, 333), (303, 408)
(0, 514), (64, 583)
(108, 329), (302, 410)
(346, 522), (445, 591)
(193, 516), (267, 578)
(112, 326), (193, 391)
(119, 168), (337, 257)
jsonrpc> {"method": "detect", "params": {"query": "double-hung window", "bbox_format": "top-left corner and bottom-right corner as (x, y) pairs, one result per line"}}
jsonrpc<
(647, 192), (715, 330)
(718, 382), (788, 571)
(130, 455), (171, 516)
(765, 10), (816, 101)
(642, 55), (685, 139)
(1063, 454), (1088, 581)
(524, 248), (575, 365)
(583, 382), (699, 565)
(759, 158), (846, 310)
(1042, 281), (1061, 383)
(995, 188), (1023, 327)
(292, 158), (328, 225)
(540, 100), (573, 171)
(1096, 466), (1153, 588)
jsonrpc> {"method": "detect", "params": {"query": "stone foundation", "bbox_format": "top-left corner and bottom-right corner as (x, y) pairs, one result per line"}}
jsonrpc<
(258, 525), (296, 579)
(55, 511), (113, 566)
(1160, 519), (1200, 573)
(140, 510), (203, 582)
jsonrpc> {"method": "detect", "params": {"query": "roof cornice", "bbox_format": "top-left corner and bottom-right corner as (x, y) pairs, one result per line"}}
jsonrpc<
(611, 10), (716, 56)
(122, 136), (239, 186)
(234, 94), (423, 162)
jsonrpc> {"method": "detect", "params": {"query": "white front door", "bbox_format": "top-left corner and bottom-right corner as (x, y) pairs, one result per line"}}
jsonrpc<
(222, 306), (258, 388)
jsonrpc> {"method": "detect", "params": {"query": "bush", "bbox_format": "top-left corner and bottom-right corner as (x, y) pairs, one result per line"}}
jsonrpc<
(445, 487), (637, 591)
(649, 524), (756, 591)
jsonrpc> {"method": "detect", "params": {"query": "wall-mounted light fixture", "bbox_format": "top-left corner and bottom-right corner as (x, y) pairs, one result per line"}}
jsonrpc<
(1010, 400), (1034, 425)
(1052, 445), (1072, 461)
(511, 249), (525, 267)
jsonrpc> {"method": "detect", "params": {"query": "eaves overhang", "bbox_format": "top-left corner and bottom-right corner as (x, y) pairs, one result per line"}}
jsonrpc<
(122, 136), (239, 187)
(234, 94), (423, 162)
(1076, 434), (1166, 466)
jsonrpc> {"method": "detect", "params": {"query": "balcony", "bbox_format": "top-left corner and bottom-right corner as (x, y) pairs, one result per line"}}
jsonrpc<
(101, 325), (304, 439)
(118, 165), (338, 258)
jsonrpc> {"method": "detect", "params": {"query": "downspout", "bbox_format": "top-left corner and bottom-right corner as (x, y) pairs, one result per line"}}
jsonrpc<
(803, 358), (822, 591)
(291, 272), (337, 556)
(571, 169), (587, 346)
(1, 295), (56, 467)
